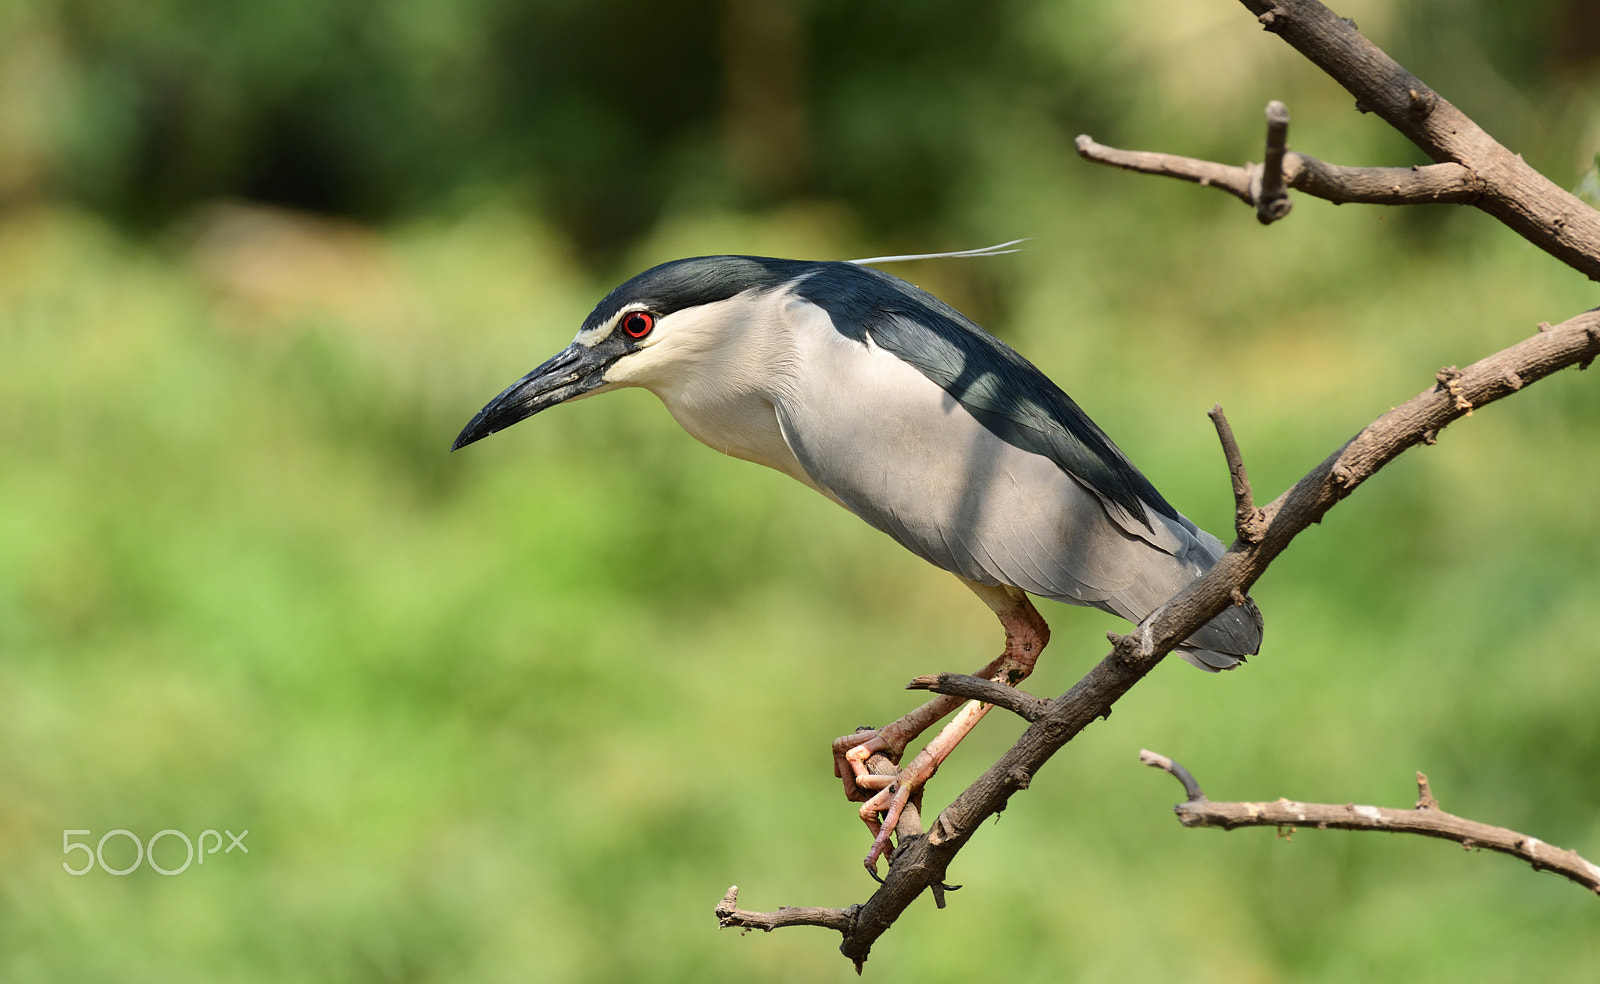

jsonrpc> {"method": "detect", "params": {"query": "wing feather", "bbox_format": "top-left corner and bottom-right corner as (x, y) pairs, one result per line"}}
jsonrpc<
(793, 263), (1189, 538)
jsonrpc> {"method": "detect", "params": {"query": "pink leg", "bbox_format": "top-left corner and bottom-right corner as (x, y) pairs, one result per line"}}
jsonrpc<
(830, 585), (1050, 871)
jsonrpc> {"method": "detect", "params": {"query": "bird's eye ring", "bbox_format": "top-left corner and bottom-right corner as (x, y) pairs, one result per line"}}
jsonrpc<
(621, 311), (655, 339)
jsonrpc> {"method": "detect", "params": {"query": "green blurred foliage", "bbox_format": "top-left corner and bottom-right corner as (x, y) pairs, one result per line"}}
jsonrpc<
(11, 0), (1596, 257)
(2, 0), (1599, 981)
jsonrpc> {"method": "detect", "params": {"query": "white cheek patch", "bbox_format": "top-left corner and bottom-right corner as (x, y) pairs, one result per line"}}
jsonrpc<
(573, 321), (616, 348)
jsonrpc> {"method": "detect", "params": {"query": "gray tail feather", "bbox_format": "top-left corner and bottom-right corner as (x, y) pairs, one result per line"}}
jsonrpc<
(1174, 596), (1264, 673)
(1175, 647), (1246, 672)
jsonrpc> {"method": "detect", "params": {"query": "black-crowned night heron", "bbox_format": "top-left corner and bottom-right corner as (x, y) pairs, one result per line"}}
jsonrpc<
(452, 246), (1263, 870)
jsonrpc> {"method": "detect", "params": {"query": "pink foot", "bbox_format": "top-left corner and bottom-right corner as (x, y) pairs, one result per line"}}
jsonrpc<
(830, 591), (1050, 873)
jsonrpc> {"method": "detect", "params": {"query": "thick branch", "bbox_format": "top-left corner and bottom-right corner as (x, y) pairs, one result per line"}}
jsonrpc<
(1141, 757), (1600, 896)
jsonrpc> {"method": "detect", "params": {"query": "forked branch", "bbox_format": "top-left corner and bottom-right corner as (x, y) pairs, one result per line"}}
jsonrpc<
(1076, 130), (1483, 214)
(1077, 0), (1600, 279)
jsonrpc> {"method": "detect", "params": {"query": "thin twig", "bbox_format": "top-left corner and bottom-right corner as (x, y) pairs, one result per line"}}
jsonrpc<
(906, 673), (1051, 723)
(715, 886), (856, 934)
(1208, 405), (1264, 543)
(1138, 760), (1600, 897)
(1075, 134), (1254, 204)
(1078, 133), (1483, 213)
(1139, 749), (1207, 801)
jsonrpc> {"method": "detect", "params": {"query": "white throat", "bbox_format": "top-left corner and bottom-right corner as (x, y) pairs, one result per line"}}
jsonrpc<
(599, 288), (823, 491)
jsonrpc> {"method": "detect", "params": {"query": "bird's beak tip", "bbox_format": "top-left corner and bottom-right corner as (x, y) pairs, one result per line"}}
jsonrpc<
(449, 425), (489, 452)
(452, 342), (603, 455)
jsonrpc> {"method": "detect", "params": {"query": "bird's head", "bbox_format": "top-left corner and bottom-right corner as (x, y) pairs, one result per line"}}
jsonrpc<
(451, 254), (807, 451)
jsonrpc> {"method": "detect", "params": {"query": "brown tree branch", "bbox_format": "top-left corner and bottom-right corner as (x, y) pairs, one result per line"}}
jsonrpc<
(1074, 134), (1257, 205)
(1289, 155), (1480, 206)
(1077, 129), (1484, 213)
(1256, 100), (1293, 222)
(1140, 753), (1600, 896)
(1240, 0), (1600, 281)
(715, 886), (855, 933)
(1207, 405), (1265, 544)
(905, 673), (1051, 723)
(1138, 749), (1208, 802)
(717, 0), (1600, 967)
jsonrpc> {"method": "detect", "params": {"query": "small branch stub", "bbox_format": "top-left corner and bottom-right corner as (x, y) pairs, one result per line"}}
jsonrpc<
(1415, 772), (1440, 811)
(1209, 405), (1266, 543)
(1257, 101), (1294, 223)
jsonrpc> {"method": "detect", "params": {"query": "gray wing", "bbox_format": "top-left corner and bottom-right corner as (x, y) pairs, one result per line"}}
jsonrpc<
(794, 261), (1188, 538)
(772, 314), (1261, 669)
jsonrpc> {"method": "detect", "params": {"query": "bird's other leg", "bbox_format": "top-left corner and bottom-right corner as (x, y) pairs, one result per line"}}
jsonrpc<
(830, 585), (1047, 795)
(831, 583), (1049, 871)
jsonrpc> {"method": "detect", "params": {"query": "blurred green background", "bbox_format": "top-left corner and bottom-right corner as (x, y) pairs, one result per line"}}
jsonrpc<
(3, 0), (1599, 980)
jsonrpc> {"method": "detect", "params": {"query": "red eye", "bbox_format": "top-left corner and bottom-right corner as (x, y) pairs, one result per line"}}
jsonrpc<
(621, 311), (655, 338)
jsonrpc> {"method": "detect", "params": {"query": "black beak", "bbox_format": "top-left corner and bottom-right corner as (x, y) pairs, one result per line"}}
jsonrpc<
(451, 342), (615, 451)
